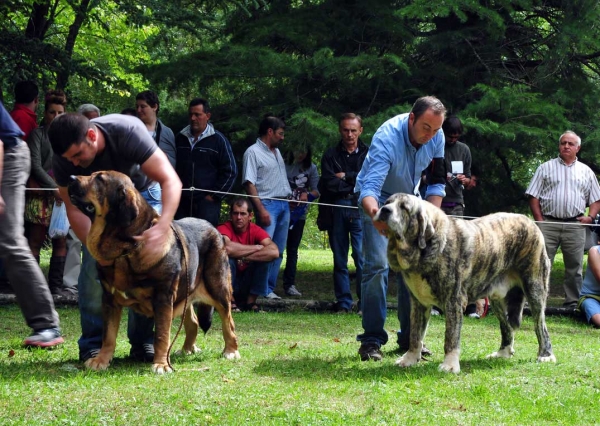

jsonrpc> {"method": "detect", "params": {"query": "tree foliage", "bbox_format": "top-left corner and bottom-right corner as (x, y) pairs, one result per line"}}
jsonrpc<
(2, 0), (600, 214)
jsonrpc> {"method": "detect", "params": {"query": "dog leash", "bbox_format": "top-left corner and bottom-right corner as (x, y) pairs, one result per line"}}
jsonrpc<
(166, 223), (192, 372)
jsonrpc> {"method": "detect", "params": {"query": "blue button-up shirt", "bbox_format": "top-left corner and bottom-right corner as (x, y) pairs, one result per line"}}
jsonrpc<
(0, 101), (24, 149)
(356, 113), (445, 205)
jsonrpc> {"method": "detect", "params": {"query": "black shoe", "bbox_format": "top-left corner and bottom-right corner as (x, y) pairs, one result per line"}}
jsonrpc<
(80, 348), (101, 362)
(358, 343), (383, 361)
(129, 343), (155, 363)
(331, 301), (350, 313)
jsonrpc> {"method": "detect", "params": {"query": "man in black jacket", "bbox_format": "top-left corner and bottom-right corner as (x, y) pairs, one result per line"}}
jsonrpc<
(174, 98), (237, 226)
(318, 113), (368, 313)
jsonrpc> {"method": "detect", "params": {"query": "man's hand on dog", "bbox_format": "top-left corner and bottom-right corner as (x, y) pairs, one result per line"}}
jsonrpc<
(134, 221), (171, 262)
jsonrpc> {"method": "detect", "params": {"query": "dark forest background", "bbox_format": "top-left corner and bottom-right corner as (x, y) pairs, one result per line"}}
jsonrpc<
(3, 0), (600, 216)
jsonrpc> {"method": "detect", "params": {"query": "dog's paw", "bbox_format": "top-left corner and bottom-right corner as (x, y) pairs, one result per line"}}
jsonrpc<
(395, 351), (420, 367)
(175, 345), (201, 356)
(486, 346), (514, 359)
(223, 350), (241, 360)
(537, 353), (556, 363)
(151, 363), (174, 374)
(84, 356), (111, 371)
(438, 355), (461, 374)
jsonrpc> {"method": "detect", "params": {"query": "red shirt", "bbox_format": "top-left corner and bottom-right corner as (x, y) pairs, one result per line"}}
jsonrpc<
(10, 104), (38, 140)
(217, 221), (270, 271)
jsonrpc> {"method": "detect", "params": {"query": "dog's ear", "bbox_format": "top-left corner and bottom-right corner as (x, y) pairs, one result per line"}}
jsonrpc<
(416, 205), (435, 249)
(106, 184), (138, 228)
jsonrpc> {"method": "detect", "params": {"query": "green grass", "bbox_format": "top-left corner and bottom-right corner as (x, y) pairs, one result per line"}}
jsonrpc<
(4, 242), (594, 424)
(0, 305), (596, 425)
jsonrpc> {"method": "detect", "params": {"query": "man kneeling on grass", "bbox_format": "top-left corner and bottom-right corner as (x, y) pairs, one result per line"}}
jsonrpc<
(217, 197), (279, 312)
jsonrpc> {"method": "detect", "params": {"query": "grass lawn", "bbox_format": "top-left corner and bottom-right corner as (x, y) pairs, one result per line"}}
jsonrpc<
(0, 305), (596, 425)
(2, 246), (586, 424)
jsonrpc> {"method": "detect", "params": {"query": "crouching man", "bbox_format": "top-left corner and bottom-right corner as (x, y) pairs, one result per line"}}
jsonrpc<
(217, 197), (279, 312)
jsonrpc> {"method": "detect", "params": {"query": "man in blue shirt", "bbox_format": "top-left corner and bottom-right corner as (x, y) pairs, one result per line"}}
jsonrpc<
(355, 96), (447, 361)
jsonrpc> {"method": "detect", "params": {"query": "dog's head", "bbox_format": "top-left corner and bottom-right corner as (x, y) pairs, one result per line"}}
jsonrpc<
(68, 171), (140, 228)
(375, 193), (435, 250)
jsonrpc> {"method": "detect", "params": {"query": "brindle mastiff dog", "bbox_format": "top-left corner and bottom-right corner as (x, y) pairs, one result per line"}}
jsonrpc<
(68, 171), (240, 373)
(374, 193), (556, 373)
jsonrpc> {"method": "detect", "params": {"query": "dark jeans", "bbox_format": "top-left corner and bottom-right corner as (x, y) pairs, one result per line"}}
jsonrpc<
(229, 259), (270, 301)
(283, 219), (306, 290)
(176, 195), (221, 227)
(329, 199), (363, 310)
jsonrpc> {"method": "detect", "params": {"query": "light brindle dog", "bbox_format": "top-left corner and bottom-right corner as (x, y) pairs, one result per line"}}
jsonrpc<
(68, 171), (240, 374)
(374, 193), (556, 373)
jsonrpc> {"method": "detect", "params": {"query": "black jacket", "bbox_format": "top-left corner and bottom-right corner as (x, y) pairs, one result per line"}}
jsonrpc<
(318, 139), (369, 204)
(174, 124), (237, 202)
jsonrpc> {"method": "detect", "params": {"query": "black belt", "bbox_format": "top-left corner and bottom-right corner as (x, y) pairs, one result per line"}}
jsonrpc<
(544, 214), (583, 222)
(337, 194), (355, 200)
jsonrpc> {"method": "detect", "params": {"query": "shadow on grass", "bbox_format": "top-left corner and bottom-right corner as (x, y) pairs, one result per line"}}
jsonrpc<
(252, 350), (519, 382)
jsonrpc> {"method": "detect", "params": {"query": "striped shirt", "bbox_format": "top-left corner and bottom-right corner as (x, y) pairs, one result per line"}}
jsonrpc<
(243, 138), (292, 199)
(526, 157), (600, 218)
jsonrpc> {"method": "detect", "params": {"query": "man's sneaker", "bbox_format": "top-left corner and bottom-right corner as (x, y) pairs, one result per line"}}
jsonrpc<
(129, 343), (155, 363)
(285, 285), (302, 296)
(265, 292), (281, 300)
(467, 312), (481, 319)
(80, 348), (101, 362)
(23, 328), (64, 348)
(358, 343), (383, 361)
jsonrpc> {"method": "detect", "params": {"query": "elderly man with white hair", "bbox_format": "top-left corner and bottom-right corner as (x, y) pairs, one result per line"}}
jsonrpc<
(526, 130), (600, 308)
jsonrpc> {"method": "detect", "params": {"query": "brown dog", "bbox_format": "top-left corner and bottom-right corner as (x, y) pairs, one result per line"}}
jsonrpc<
(68, 171), (240, 373)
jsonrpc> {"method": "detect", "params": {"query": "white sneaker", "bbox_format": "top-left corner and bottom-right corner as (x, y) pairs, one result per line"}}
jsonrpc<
(265, 292), (281, 299)
(467, 312), (481, 319)
(285, 285), (302, 296)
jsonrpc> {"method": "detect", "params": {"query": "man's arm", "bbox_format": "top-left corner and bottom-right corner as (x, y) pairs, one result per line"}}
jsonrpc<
(425, 195), (442, 208)
(0, 140), (4, 215)
(134, 149), (182, 260)
(212, 135), (237, 200)
(140, 149), (182, 228)
(222, 236), (279, 262)
(529, 196), (544, 222)
(244, 181), (270, 226)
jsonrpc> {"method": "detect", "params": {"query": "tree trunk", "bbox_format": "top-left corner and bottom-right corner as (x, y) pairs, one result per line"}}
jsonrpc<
(56, 0), (92, 90)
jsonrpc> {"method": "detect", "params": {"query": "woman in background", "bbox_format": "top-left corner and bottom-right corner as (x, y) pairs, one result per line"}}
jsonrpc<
(25, 89), (70, 295)
(283, 147), (320, 297)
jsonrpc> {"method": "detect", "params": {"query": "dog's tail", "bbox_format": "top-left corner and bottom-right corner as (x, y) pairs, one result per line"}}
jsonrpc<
(197, 303), (214, 334)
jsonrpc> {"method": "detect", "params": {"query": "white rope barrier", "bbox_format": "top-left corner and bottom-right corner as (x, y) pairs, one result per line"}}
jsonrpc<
(25, 186), (599, 227)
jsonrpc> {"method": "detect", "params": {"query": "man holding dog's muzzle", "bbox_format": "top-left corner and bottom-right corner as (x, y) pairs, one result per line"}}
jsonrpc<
(354, 96), (447, 362)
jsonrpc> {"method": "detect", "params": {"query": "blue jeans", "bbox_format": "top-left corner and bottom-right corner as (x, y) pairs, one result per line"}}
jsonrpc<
(78, 183), (162, 357)
(229, 259), (270, 301)
(356, 203), (411, 348)
(329, 199), (363, 310)
(256, 199), (290, 294)
(581, 297), (600, 324)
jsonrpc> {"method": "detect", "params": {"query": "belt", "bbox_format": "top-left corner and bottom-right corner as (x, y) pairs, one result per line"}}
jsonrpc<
(337, 194), (355, 200)
(274, 195), (292, 200)
(441, 202), (460, 208)
(544, 214), (583, 222)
